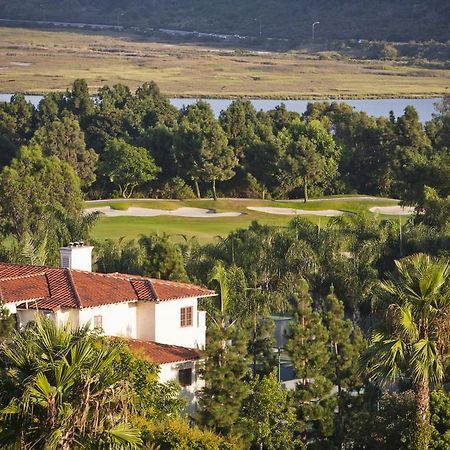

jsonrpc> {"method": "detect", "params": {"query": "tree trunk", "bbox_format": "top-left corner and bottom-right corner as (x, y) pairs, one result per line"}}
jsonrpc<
(194, 180), (201, 199)
(414, 379), (431, 450)
(303, 176), (308, 203)
(212, 179), (217, 201)
(252, 315), (257, 375)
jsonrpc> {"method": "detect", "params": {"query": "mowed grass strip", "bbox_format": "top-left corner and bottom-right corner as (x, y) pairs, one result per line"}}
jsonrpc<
(89, 196), (401, 243)
(91, 212), (329, 243)
(0, 27), (448, 98)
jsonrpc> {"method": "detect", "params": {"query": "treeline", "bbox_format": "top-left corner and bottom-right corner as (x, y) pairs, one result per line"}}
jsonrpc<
(1, 80), (449, 207)
(1, 0), (449, 42)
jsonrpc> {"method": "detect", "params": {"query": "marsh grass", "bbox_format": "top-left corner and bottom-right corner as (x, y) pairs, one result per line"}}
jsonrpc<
(0, 27), (448, 98)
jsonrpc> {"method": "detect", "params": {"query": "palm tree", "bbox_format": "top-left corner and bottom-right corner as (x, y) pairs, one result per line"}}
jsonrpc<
(362, 253), (450, 450)
(0, 318), (142, 449)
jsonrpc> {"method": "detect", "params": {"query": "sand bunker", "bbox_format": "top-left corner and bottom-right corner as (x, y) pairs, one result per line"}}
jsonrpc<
(369, 206), (414, 216)
(85, 206), (242, 218)
(247, 207), (344, 217)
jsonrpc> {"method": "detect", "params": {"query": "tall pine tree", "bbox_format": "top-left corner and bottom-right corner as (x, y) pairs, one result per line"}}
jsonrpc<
(322, 289), (366, 447)
(286, 285), (335, 445)
(196, 324), (249, 436)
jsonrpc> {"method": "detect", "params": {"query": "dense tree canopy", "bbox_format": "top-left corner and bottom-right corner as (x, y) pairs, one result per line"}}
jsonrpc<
(0, 144), (83, 238)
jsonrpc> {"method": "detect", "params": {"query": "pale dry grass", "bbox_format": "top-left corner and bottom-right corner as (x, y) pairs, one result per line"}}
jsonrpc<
(0, 27), (448, 98)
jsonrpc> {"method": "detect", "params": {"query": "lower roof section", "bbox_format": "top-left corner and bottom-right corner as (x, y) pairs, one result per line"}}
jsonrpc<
(125, 338), (202, 364)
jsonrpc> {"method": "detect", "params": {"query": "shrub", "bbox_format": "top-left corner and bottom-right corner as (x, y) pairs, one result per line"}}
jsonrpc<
(139, 418), (240, 450)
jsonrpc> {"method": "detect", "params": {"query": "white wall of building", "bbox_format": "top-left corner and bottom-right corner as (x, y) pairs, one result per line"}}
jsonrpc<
(136, 302), (156, 341)
(15, 297), (207, 350)
(16, 308), (43, 328)
(153, 297), (206, 349)
(159, 360), (204, 415)
(78, 302), (138, 338)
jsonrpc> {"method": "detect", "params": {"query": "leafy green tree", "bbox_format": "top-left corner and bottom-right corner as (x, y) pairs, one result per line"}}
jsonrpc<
(9, 230), (49, 266)
(392, 106), (432, 200)
(0, 305), (15, 342)
(363, 253), (450, 450)
(0, 93), (36, 148)
(36, 92), (66, 127)
(100, 138), (160, 198)
(286, 284), (335, 444)
(244, 136), (283, 199)
(247, 316), (277, 376)
(197, 324), (249, 436)
(279, 119), (340, 200)
(219, 99), (259, 159)
(174, 101), (236, 199)
(281, 133), (324, 202)
(139, 418), (240, 449)
(0, 318), (142, 449)
(52, 207), (100, 244)
(0, 144), (83, 238)
(239, 371), (298, 450)
(66, 78), (95, 119)
(95, 238), (146, 276)
(31, 115), (98, 187)
(138, 233), (189, 282)
(419, 186), (450, 231)
(429, 389), (450, 450)
(346, 391), (415, 450)
(131, 82), (178, 131)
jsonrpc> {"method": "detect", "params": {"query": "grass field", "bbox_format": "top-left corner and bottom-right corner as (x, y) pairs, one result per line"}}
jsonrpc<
(89, 197), (403, 243)
(0, 27), (449, 99)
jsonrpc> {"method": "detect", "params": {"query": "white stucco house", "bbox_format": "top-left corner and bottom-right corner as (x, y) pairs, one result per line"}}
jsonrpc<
(0, 243), (215, 413)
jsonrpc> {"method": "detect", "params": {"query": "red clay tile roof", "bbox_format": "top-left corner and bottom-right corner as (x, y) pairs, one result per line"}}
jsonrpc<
(0, 262), (215, 312)
(126, 338), (201, 364)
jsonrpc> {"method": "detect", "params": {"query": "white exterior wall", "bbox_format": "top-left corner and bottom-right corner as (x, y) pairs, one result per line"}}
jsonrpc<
(3, 303), (16, 314)
(154, 297), (206, 349)
(55, 309), (80, 329)
(17, 308), (79, 329)
(159, 360), (204, 415)
(78, 302), (138, 338)
(136, 302), (156, 341)
(16, 309), (45, 328)
(15, 297), (207, 349)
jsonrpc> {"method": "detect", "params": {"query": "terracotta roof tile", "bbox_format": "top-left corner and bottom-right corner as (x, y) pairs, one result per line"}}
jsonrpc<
(126, 338), (201, 364)
(150, 278), (216, 301)
(0, 273), (49, 303)
(0, 262), (215, 312)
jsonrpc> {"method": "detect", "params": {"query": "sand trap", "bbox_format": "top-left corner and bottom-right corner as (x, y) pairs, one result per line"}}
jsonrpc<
(10, 62), (32, 67)
(247, 207), (344, 217)
(85, 206), (242, 218)
(369, 206), (414, 216)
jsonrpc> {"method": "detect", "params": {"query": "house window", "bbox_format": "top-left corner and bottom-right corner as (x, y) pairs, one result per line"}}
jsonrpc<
(178, 368), (193, 386)
(180, 307), (193, 327)
(93, 315), (103, 329)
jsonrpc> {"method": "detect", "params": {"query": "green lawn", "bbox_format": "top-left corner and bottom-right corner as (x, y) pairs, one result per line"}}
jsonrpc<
(89, 196), (402, 243)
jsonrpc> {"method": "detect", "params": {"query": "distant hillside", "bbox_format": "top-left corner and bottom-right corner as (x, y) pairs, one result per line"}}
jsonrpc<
(0, 0), (449, 42)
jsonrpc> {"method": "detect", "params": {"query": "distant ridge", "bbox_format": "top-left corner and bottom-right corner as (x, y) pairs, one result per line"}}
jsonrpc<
(0, 0), (448, 42)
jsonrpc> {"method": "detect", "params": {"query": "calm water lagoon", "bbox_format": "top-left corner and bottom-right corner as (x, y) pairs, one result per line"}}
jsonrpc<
(0, 94), (442, 122)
